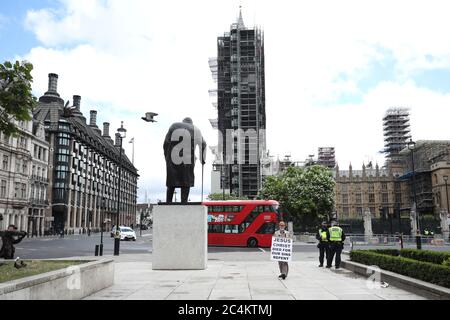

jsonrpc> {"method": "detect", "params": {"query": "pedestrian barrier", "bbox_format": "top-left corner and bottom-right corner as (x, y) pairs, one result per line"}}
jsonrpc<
(295, 232), (450, 248)
(346, 234), (450, 248)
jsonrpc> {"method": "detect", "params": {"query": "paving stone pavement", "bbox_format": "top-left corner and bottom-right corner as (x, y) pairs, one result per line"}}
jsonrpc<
(84, 260), (428, 300)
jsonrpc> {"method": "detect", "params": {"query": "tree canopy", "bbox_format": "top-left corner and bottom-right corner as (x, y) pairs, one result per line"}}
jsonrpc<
(0, 61), (37, 136)
(259, 165), (335, 230)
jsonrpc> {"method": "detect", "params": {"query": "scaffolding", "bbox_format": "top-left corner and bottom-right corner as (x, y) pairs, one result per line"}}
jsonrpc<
(399, 140), (450, 213)
(382, 108), (411, 163)
(213, 9), (266, 198)
(317, 147), (336, 168)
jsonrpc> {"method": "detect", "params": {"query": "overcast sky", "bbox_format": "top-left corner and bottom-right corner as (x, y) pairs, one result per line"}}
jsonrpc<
(1, 0), (450, 203)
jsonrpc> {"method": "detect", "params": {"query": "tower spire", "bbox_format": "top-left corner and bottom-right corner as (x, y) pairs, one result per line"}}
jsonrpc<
(237, 5), (245, 29)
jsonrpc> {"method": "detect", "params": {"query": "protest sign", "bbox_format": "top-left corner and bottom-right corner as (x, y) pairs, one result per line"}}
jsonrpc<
(270, 236), (293, 262)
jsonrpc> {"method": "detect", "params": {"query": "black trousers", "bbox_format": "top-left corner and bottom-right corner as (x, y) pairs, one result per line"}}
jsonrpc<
(278, 261), (289, 277)
(318, 242), (329, 265)
(327, 242), (343, 268)
(166, 187), (190, 203)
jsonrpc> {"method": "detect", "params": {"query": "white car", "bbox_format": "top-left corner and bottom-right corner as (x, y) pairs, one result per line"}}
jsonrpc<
(111, 226), (136, 241)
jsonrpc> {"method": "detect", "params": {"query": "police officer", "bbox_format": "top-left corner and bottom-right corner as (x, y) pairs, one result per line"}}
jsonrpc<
(326, 221), (346, 269)
(316, 221), (329, 267)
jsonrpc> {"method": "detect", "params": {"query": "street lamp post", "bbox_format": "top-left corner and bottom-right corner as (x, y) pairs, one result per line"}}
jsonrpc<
(140, 212), (143, 237)
(408, 139), (421, 250)
(114, 122), (127, 256)
(444, 175), (449, 215)
(100, 197), (106, 256)
(222, 168), (226, 200)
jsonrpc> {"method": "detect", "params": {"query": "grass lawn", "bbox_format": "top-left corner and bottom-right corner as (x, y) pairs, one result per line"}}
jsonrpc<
(0, 260), (87, 284)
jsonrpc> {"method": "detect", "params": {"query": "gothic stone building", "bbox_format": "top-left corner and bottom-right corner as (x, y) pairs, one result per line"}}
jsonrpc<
(33, 73), (138, 234)
(333, 163), (409, 219)
(399, 140), (450, 216)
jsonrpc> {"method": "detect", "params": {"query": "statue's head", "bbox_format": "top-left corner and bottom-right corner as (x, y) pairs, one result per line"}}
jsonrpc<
(183, 117), (193, 125)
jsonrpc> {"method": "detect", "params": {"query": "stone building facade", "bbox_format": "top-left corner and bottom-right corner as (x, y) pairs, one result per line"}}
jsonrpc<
(334, 141), (450, 221)
(333, 163), (409, 219)
(33, 73), (138, 234)
(399, 140), (450, 216)
(0, 118), (50, 234)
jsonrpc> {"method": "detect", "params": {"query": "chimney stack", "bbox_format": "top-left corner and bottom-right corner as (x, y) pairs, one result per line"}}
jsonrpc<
(73, 95), (81, 110)
(39, 73), (63, 104)
(45, 73), (60, 96)
(89, 110), (97, 126)
(115, 132), (121, 147)
(103, 122), (110, 137)
(48, 73), (58, 92)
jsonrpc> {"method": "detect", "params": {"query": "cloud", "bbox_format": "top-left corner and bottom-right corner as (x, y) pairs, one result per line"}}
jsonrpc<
(19, 0), (450, 201)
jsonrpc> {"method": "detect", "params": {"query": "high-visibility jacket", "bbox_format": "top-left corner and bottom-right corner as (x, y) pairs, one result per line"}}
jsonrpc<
(329, 226), (343, 242)
(320, 230), (328, 242)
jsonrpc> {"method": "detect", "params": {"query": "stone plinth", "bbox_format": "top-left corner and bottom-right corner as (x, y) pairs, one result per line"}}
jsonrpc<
(440, 210), (449, 241)
(363, 208), (373, 240)
(152, 204), (207, 270)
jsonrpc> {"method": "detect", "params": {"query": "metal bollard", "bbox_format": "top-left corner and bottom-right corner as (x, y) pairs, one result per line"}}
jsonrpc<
(99, 244), (103, 256)
(95, 245), (99, 256)
(399, 234), (404, 249)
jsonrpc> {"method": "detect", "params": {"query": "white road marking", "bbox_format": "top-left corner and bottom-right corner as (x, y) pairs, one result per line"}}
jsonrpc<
(259, 248), (266, 253)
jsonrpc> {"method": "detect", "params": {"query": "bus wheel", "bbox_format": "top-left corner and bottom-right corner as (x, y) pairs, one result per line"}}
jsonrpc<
(247, 237), (258, 248)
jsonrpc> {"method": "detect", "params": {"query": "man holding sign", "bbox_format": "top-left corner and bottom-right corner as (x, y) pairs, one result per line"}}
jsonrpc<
(271, 221), (293, 280)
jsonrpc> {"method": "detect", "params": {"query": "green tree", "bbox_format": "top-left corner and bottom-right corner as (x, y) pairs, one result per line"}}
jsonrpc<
(259, 165), (335, 231)
(207, 193), (249, 201)
(0, 61), (37, 136)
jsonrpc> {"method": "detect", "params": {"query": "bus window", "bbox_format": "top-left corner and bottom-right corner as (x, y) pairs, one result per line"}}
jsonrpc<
(208, 224), (224, 233)
(223, 205), (235, 213)
(224, 225), (239, 234)
(212, 206), (223, 212)
(243, 208), (260, 226)
(239, 221), (251, 233)
(257, 222), (275, 234)
(233, 205), (243, 212)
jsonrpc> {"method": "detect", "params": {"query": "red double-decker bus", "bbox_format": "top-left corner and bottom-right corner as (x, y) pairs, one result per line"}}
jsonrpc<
(202, 200), (281, 248)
